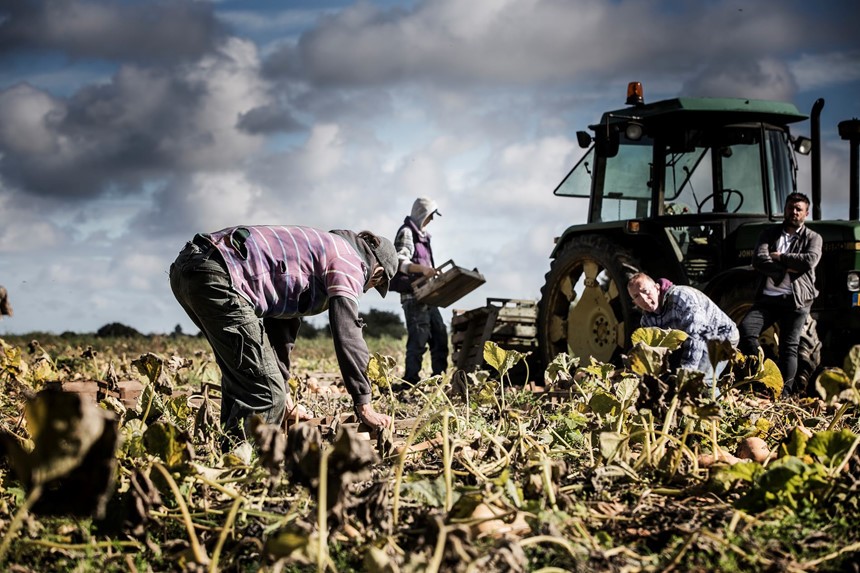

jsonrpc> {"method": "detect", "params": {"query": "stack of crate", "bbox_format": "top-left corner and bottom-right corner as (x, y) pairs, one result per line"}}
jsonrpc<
(450, 298), (539, 380)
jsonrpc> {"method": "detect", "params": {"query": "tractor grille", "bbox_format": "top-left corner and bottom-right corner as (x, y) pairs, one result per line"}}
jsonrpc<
(683, 257), (718, 283)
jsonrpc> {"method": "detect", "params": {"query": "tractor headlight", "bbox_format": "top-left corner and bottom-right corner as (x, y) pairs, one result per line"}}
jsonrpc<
(848, 272), (860, 292)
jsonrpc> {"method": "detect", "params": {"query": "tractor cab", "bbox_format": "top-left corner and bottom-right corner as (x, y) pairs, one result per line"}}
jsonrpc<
(552, 82), (809, 288)
(536, 82), (859, 379)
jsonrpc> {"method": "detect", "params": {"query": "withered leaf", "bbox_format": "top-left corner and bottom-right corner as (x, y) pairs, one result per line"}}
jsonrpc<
(1, 390), (119, 518)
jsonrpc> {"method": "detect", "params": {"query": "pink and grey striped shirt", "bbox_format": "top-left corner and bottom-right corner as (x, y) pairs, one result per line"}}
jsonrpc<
(204, 226), (367, 318)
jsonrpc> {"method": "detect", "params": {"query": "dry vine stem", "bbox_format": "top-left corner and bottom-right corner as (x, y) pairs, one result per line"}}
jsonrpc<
(152, 462), (210, 566)
(209, 496), (244, 573)
(0, 485), (43, 564)
(392, 399), (444, 526)
(317, 444), (330, 573)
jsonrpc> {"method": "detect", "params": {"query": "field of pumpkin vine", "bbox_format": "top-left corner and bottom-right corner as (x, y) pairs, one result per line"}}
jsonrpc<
(0, 329), (858, 572)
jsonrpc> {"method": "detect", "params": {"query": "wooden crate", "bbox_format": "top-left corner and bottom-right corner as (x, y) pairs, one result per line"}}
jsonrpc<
(451, 298), (539, 377)
(413, 260), (485, 308)
(451, 305), (500, 370)
(42, 378), (143, 409)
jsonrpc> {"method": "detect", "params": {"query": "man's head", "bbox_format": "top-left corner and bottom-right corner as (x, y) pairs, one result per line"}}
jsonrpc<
(627, 272), (661, 313)
(357, 231), (398, 297)
(783, 193), (810, 231)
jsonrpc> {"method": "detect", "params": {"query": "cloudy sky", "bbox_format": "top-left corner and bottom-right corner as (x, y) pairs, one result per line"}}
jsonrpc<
(0, 0), (858, 335)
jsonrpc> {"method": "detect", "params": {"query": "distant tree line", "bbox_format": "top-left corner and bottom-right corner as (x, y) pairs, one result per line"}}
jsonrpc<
(280, 309), (408, 340)
(91, 309), (408, 339)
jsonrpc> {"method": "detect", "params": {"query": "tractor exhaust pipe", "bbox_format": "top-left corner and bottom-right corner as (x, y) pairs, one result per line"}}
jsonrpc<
(838, 118), (860, 221)
(811, 98), (824, 221)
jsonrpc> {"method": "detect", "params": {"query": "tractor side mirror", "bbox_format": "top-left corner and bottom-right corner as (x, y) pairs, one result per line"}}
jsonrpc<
(576, 131), (593, 149)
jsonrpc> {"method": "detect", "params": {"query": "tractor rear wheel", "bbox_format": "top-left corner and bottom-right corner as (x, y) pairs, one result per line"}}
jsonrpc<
(537, 235), (639, 367)
(716, 283), (822, 394)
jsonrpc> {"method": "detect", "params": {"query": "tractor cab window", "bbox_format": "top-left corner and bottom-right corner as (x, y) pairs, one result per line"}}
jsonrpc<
(766, 128), (795, 215)
(554, 146), (595, 199)
(662, 126), (768, 216)
(553, 133), (653, 222)
(600, 136), (653, 221)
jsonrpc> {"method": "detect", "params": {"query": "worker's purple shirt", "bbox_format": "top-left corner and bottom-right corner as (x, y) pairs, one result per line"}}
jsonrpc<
(205, 225), (367, 318)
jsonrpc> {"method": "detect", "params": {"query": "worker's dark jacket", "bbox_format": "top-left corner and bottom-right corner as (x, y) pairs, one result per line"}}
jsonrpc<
(752, 224), (823, 310)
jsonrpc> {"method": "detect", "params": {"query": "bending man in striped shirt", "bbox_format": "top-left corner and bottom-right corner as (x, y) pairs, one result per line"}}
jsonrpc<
(170, 225), (398, 448)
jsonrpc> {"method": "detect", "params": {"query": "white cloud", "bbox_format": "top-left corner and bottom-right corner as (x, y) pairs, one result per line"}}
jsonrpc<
(283, 0), (808, 86)
(179, 37), (269, 168)
(681, 58), (798, 101)
(0, 84), (64, 154)
(792, 51), (860, 92)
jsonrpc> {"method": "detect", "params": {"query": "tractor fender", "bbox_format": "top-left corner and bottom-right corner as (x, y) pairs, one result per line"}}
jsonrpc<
(550, 222), (629, 259)
(552, 224), (687, 284)
(703, 266), (761, 325)
(703, 266), (758, 302)
(552, 223), (667, 261)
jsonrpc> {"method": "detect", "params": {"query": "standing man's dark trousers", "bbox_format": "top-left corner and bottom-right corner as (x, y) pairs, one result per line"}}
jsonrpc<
(738, 294), (808, 396)
(402, 298), (448, 383)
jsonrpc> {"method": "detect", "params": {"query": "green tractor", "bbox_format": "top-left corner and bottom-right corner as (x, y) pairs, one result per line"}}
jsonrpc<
(536, 82), (860, 387)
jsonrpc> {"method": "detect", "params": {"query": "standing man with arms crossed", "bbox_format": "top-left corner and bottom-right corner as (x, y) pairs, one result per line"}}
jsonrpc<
(391, 198), (448, 386)
(738, 193), (822, 397)
(170, 225), (397, 452)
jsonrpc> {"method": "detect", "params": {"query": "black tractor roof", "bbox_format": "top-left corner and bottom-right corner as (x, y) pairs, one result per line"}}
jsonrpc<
(591, 97), (808, 131)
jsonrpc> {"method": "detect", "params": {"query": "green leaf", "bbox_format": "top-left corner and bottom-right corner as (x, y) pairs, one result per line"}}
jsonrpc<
(597, 431), (628, 462)
(710, 459), (763, 489)
(779, 426), (810, 458)
(582, 359), (615, 382)
(137, 382), (166, 423)
(614, 376), (639, 404)
(265, 522), (318, 563)
(806, 429), (858, 467)
(750, 456), (811, 509)
(163, 395), (193, 424)
(30, 357), (59, 385)
(589, 390), (621, 415)
(144, 421), (195, 471)
(366, 353), (397, 387)
(131, 353), (173, 393)
(483, 341), (524, 377)
(545, 353), (579, 384)
(475, 379), (500, 406)
(120, 418), (148, 460)
(0, 344), (28, 382)
(755, 358), (784, 398)
(400, 476), (448, 508)
(814, 368), (854, 404)
(680, 402), (722, 421)
(631, 327), (688, 349)
(843, 345), (860, 384)
(707, 338), (736, 369)
(625, 343), (670, 377)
